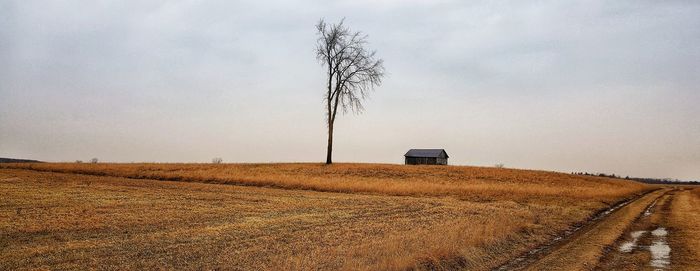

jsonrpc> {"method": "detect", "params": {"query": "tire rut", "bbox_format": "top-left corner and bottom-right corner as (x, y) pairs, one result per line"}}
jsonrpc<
(493, 189), (664, 271)
(594, 188), (679, 270)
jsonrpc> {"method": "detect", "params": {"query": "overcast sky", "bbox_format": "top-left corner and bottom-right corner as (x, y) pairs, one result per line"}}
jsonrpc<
(1, 1), (699, 180)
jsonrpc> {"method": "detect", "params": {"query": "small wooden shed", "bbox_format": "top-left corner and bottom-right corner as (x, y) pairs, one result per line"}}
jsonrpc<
(404, 149), (449, 165)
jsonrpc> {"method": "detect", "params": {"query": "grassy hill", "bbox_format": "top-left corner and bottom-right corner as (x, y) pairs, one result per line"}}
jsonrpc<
(1, 162), (645, 203)
(0, 163), (651, 270)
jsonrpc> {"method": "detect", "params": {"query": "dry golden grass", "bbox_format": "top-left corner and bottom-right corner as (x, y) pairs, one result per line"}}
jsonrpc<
(667, 187), (700, 270)
(1, 163), (646, 204)
(0, 164), (651, 270)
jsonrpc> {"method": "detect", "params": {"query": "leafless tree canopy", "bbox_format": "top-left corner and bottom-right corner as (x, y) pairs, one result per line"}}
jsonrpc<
(316, 18), (385, 164)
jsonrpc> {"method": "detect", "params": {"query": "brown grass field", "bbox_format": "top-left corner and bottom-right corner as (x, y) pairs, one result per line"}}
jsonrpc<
(1, 163), (646, 203)
(0, 163), (664, 270)
(667, 187), (700, 269)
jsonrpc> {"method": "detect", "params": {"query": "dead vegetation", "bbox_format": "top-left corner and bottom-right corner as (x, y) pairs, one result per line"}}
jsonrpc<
(0, 163), (646, 203)
(0, 164), (651, 270)
(667, 187), (700, 270)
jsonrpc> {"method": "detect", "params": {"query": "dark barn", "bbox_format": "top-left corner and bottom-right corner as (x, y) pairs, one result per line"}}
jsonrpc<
(404, 149), (449, 165)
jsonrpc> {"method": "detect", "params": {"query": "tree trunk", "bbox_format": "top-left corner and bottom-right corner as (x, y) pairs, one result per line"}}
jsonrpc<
(326, 122), (333, 164)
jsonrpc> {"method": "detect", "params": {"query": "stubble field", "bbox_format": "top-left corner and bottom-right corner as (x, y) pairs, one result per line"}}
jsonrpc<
(0, 163), (656, 270)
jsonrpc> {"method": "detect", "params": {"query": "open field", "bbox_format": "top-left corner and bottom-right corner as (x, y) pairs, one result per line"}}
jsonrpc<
(0, 163), (676, 270)
(1, 163), (647, 203)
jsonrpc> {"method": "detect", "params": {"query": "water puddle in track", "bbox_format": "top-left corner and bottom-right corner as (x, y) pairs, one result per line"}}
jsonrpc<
(617, 227), (671, 270)
(644, 199), (658, 216)
(619, 230), (646, 253)
(649, 227), (670, 269)
(652, 227), (668, 237)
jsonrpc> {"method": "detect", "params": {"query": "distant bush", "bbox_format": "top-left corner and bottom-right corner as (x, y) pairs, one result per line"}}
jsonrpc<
(90, 158), (98, 164)
(495, 163), (505, 168)
(212, 157), (223, 164)
(75, 160), (83, 163)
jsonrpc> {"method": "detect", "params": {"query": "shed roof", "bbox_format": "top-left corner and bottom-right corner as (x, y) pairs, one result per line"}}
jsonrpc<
(404, 149), (449, 158)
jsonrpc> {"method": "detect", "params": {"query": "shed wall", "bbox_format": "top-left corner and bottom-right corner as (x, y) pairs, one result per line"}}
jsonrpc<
(405, 157), (447, 165)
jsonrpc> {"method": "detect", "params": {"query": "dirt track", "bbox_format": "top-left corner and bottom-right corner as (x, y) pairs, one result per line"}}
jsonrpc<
(495, 187), (700, 271)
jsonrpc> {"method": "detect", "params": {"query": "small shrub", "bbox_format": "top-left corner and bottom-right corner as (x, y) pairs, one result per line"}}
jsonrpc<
(212, 157), (223, 164)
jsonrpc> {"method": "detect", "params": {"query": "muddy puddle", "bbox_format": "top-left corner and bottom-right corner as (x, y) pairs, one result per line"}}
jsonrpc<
(618, 230), (646, 253)
(649, 227), (670, 269)
(617, 227), (671, 270)
(644, 199), (658, 216)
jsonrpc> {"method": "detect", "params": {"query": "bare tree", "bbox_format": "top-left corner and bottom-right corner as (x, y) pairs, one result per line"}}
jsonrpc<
(316, 18), (385, 164)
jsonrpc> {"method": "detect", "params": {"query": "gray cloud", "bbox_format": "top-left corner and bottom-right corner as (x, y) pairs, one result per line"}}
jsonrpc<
(1, 0), (699, 180)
